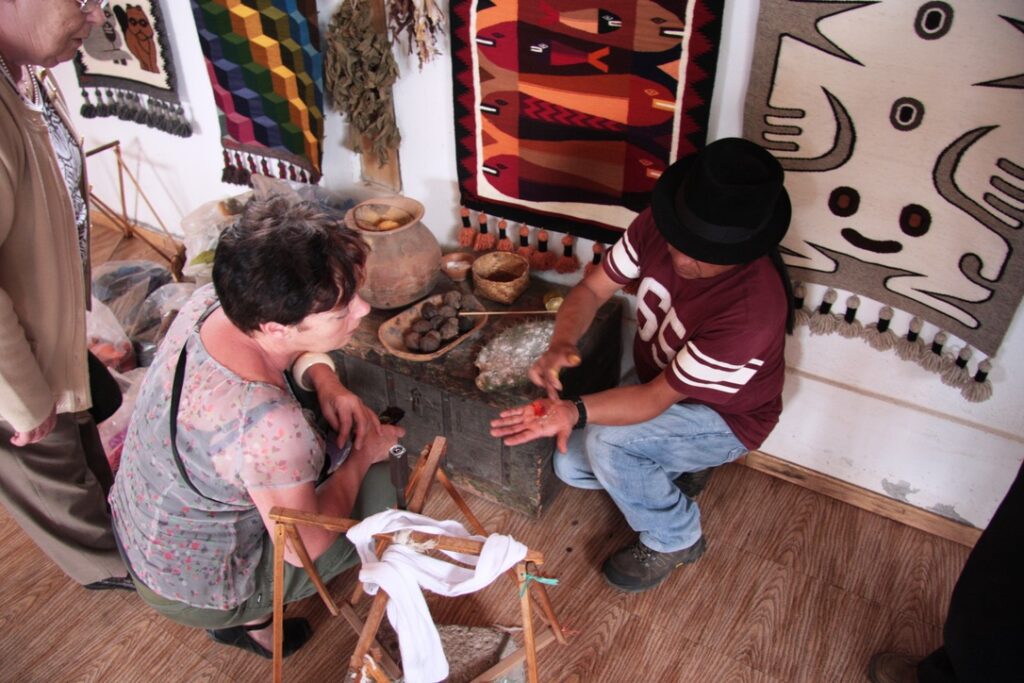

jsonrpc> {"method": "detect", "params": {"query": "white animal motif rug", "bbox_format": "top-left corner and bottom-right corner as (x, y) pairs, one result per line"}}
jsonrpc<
(744, 0), (1023, 389)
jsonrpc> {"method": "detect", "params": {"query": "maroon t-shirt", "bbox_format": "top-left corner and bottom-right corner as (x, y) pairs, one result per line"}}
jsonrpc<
(603, 209), (787, 449)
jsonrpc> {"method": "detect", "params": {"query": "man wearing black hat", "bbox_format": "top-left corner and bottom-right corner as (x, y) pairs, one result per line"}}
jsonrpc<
(490, 137), (794, 592)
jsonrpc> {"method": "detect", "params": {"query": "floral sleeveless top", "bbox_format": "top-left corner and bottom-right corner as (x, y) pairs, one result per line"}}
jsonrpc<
(110, 285), (323, 609)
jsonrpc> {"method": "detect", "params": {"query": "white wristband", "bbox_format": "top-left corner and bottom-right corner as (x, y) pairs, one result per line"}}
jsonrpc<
(292, 352), (336, 391)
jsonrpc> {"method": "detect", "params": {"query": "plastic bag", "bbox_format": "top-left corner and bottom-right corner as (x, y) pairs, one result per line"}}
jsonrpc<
(180, 193), (250, 282)
(86, 296), (135, 373)
(92, 260), (173, 336)
(131, 282), (197, 366)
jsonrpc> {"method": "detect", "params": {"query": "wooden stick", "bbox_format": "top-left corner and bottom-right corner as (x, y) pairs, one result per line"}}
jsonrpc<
(270, 507), (361, 533)
(435, 469), (562, 634)
(371, 530), (545, 565)
(349, 591), (391, 673)
(283, 524), (339, 616)
(272, 522), (287, 683)
(408, 437), (447, 513)
(517, 562), (540, 683)
(338, 603), (402, 680)
(457, 309), (556, 317)
(526, 561), (567, 645)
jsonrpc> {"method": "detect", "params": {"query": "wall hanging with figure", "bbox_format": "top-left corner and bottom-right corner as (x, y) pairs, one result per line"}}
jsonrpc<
(744, 0), (1023, 400)
(74, 0), (192, 137)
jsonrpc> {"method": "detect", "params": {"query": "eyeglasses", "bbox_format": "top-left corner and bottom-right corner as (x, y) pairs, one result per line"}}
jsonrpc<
(76, 0), (111, 14)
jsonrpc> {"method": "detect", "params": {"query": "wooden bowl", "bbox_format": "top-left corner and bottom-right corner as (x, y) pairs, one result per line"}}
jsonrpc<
(377, 292), (488, 361)
(472, 252), (530, 304)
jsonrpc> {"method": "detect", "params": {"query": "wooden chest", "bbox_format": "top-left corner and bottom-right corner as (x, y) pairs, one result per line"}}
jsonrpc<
(331, 278), (622, 516)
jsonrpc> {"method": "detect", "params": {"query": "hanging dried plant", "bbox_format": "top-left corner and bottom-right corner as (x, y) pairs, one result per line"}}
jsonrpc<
(324, 0), (401, 164)
(388, 0), (446, 68)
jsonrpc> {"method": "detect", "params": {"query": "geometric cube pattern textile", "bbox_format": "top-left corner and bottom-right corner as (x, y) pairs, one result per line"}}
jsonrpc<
(190, 0), (324, 185)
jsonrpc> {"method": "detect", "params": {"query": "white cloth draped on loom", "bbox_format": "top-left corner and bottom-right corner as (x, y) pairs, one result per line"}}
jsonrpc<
(346, 509), (528, 683)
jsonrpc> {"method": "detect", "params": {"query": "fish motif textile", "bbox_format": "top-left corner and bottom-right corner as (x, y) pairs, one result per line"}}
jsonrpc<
(744, 0), (1024, 357)
(73, 1), (192, 137)
(189, 0), (325, 185)
(451, 0), (725, 244)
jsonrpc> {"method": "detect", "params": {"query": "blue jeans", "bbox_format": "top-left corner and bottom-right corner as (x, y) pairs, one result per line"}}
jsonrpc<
(554, 402), (747, 553)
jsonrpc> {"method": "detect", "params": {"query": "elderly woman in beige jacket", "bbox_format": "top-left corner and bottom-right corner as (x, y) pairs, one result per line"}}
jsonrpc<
(0, 0), (131, 590)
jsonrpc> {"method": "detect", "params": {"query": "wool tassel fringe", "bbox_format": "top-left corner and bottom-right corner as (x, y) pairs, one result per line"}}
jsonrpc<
(809, 289), (839, 335)
(941, 347), (973, 388)
(837, 295), (863, 338)
(220, 149), (317, 187)
(584, 242), (604, 278)
(458, 207), (475, 247)
(530, 230), (557, 271)
(496, 220), (514, 252)
(787, 285), (993, 401)
(80, 86), (192, 137)
(792, 282), (811, 327)
(863, 306), (898, 351)
(556, 234), (580, 273)
(474, 212), (495, 251)
(919, 331), (951, 373)
(961, 359), (993, 403)
(516, 225), (535, 260)
(895, 316), (926, 361)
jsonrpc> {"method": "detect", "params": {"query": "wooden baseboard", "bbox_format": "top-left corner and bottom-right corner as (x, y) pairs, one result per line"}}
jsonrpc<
(738, 451), (981, 548)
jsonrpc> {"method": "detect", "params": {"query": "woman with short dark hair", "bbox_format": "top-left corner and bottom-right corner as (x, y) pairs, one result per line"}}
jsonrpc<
(110, 196), (403, 658)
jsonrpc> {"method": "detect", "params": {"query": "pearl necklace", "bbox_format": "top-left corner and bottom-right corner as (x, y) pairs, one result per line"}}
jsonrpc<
(0, 50), (39, 106)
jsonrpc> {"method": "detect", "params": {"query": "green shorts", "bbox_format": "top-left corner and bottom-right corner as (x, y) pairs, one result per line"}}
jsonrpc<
(130, 461), (395, 629)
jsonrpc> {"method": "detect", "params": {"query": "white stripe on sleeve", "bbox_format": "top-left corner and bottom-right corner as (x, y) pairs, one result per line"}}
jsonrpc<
(671, 342), (762, 393)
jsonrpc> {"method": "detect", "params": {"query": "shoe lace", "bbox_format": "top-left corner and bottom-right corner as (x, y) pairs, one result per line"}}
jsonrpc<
(630, 542), (655, 565)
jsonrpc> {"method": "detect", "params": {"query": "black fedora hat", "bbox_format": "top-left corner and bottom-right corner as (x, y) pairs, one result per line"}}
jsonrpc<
(650, 137), (791, 265)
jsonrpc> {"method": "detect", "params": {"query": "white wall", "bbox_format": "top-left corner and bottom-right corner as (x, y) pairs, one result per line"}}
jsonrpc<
(55, 0), (1022, 528)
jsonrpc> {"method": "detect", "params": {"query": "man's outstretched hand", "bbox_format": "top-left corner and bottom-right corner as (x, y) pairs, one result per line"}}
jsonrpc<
(490, 398), (578, 453)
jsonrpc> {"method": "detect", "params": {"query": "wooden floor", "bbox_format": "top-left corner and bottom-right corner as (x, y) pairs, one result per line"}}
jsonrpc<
(0, 222), (971, 682)
(0, 463), (969, 682)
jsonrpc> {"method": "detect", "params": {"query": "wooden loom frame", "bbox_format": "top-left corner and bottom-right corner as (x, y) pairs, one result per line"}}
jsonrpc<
(85, 140), (186, 280)
(268, 436), (568, 683)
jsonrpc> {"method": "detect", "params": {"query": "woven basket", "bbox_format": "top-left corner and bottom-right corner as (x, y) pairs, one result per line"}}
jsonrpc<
(472, 251), (530, 304)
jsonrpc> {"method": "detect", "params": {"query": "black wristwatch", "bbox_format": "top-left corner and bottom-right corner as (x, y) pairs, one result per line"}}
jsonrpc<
(569, 396), (587, 430)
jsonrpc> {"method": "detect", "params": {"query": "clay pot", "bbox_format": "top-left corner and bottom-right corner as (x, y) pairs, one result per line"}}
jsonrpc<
(441, 252), (475, 282)
(344, 196), (441, 309)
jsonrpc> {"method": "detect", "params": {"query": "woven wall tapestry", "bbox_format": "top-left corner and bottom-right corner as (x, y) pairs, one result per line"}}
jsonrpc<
(74, 1), (192, 137)
(744, 0), (1024, 363)
(190, 0), (325, 185)
(451, 0), (725, 244)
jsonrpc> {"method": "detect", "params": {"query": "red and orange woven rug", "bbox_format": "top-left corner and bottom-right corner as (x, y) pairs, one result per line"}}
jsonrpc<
(452, 0), (725, 244)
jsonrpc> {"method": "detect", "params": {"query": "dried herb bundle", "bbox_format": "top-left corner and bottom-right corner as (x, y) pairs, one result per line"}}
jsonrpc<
(324, 0), (401, 164)
(388, 0), (446, 69)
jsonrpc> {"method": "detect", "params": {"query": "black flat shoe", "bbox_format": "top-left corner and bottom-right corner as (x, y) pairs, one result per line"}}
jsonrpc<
(84, 575), (136, 591)
(207, 617), (312, 659)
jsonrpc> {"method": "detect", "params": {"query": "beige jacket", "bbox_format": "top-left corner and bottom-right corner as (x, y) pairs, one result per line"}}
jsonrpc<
(0, 69), (91, 432)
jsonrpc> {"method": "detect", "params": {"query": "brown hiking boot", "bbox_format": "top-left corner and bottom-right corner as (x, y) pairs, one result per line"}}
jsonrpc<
(602, 537), (706, 593)
(868, 652), (918, 683)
